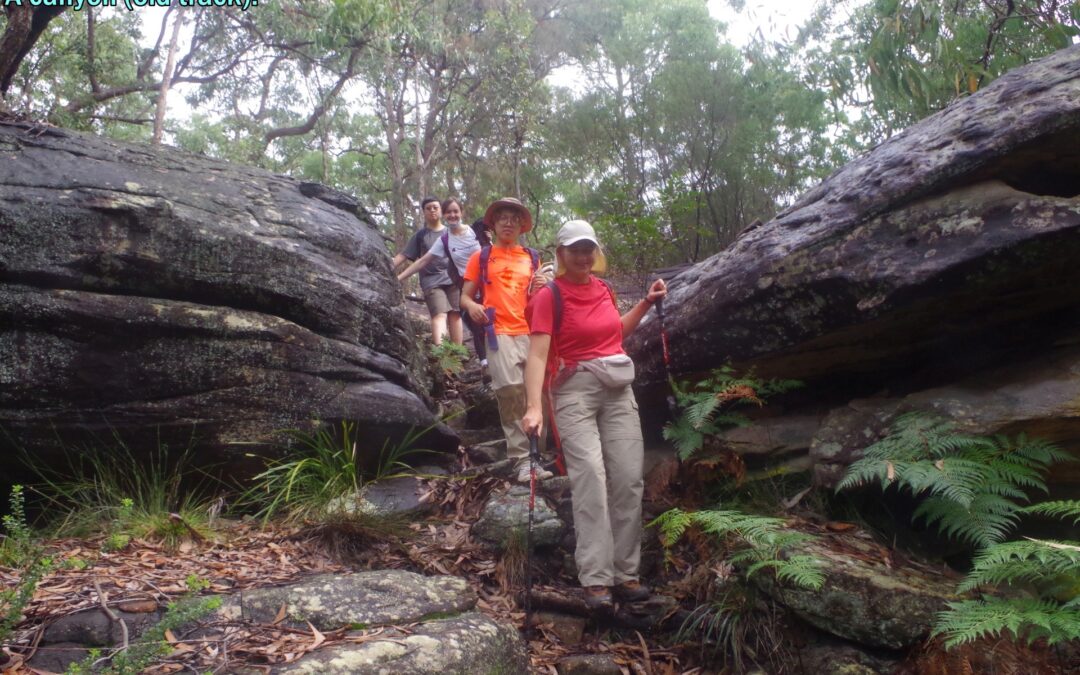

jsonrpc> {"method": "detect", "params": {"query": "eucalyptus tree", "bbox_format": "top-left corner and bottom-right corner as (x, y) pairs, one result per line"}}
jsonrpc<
(795, 0), (1080, 142)
(545, 0), (837, 270)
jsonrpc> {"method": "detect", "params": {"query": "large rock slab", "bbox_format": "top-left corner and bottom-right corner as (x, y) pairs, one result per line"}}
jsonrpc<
(273, 611), (527, 674)
(0, 121), (455, 471)
(754, 531), (959, 649)
(812, 342), (1080, 487)
(628, 46), (1080, 391)
(220, 570), (476, 629)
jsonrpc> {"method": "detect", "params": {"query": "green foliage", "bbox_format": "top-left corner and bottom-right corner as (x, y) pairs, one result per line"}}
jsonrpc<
(837, 413), (1080, 648)
(677, 582), (790, 672)
(935, 533), (1080, 647)
(837, 412), (1071, 548)
(65, 589), (221, 674)
(0, 486), (53, 646)
(662, 367), (802, 460)
(934, 596), (1080, 649)
(1022, 500), (1080, 525)
(430, 339), (469, 376)
(652, 507), (824, 591)
(242, 420), (436, 524)
(956, 536), (1080, 594)
(22, 436), (215, 548)
(792, 0), (1080, 142)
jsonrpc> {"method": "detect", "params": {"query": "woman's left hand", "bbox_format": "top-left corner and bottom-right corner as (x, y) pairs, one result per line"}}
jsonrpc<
(646, 278), (668, 305)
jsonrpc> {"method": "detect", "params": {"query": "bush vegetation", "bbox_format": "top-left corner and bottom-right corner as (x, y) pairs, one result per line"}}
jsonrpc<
(838, 412), (1080, 647)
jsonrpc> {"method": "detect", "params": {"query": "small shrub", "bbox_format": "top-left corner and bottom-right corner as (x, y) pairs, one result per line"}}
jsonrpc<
(23, 435), (215, 548)
(1, 486), (53, 646)
(663, 366), (801, 460)
(242, 420), (437, 524)
(430, 339), (469, 376)
(652, 507), (824, 590)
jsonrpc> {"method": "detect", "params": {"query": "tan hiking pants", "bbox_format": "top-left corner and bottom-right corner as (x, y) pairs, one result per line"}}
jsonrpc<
(553, 368), (644, 587)
(488, 334), (532, 464)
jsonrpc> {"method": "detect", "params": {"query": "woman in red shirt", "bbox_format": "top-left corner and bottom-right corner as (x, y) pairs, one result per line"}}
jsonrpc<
(522, 220), (667, 609)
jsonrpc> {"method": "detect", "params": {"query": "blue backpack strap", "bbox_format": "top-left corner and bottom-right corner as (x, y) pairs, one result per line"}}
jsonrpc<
(526, 247), (540, 274)
(477, 245), (492, 304)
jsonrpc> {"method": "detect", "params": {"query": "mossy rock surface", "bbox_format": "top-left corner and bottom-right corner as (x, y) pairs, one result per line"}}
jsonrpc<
(754, 531), (959, 649)
(271, 611), (527, 675)
(218, 570), (476, 630)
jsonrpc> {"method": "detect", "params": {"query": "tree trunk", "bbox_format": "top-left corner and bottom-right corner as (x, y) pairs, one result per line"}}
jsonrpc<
(152, 8), (183, 145)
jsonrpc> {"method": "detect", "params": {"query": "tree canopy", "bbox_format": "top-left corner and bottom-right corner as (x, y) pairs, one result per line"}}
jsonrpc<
(2, 0), (1076, 268)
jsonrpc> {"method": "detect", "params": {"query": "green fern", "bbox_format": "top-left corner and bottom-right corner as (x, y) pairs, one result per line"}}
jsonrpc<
(1022, 500), (1080, 525)
(662, 366), (802, 461)
(652, 507), (824, 590)
(934, 595), (1080, 648)
(956, 538), (1080, 595)
(837, 413), (1071, 548)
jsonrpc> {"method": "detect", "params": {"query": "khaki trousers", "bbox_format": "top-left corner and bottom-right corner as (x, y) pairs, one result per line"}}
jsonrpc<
(488, 334), (531, 463)
(554, 369), (644, 587)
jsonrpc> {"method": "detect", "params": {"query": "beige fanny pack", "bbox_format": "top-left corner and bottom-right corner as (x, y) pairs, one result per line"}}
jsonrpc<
(577, 353), (636, 389)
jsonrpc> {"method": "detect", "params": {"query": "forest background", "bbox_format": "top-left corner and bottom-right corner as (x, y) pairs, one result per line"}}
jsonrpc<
(4, 0), (1077, 272)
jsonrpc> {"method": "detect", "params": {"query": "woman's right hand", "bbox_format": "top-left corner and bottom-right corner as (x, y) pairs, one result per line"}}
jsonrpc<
(522, 404), (543, 438)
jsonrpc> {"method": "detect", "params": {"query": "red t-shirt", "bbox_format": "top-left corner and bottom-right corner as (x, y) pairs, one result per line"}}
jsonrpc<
(528, 276), (623, 367)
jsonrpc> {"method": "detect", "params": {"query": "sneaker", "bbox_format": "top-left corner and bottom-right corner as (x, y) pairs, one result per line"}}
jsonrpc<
(516, 461), (553, 484)
(582, 585), (613, 610)
(612, 580), (650, 602)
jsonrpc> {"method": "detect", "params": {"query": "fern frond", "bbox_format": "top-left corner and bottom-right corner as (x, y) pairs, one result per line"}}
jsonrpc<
(650, 508), (693, 547)
(1022, 500), (1080, 525)
(959, 538), (1080, 592)
(745, 555), (825, 590)
(686, 396), (722, 430)
(916, 495), (1019, 548)
(662, 421), (705, 461)
(934, 596), (1080, 648)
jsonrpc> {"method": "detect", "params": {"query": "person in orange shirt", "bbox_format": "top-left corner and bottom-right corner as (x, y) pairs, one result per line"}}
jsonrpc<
(461, 198), (552, 483)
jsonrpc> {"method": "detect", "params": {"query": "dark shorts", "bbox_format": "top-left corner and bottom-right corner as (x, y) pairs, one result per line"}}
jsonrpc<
(424, 284), (461, 315)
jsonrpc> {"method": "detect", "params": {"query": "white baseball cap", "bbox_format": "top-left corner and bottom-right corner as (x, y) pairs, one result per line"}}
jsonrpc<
(556, 220), (608, 276)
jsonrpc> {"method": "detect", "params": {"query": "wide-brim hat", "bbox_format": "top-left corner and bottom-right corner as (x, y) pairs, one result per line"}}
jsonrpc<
(556, 219), (607, 276)
(483, 197), (533, 233)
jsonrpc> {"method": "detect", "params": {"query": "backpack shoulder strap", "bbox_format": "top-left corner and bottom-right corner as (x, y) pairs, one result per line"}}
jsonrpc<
(442, 231), (463, 287)
(477, 245), (492, 303)
(544, 280), (563, 335)
(526, 247), (540, 273)
(597, 278), (617, 308)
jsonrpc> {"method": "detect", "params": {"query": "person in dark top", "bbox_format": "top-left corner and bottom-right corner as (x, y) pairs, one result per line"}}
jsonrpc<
(392, 196), (461, 344)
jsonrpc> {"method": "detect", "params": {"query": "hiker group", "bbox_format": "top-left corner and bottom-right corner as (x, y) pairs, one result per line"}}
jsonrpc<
(392, 196), (667, 610)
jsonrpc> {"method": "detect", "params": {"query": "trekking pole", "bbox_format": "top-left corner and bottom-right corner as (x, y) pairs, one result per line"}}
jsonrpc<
(655, 296), (678, 417)
(524, 432), (541, 633)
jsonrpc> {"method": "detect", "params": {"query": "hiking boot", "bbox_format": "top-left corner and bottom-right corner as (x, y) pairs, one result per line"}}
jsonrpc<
(516, 461), (553, 484)
(582, 585), (613, 610)
(612, 580), (650, 602)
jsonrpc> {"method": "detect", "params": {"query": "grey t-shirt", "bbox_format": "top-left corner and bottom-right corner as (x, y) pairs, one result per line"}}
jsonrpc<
(403, 227), (452, 291)
(428, 226), (480, 280)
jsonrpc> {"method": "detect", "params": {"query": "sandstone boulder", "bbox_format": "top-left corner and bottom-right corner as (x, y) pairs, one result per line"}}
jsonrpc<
(628, 46), (1080, 392)
(0, 121), (456, 474)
